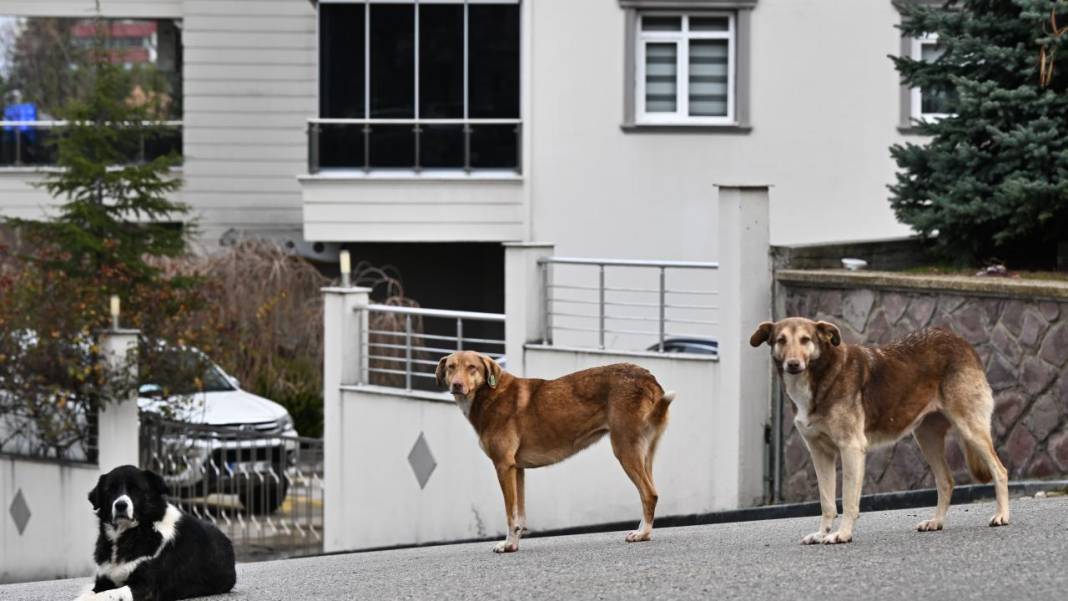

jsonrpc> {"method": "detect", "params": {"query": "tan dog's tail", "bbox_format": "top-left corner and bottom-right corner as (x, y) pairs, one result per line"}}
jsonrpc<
(650, 390), (675, 423)
(962, 440), (993, 484)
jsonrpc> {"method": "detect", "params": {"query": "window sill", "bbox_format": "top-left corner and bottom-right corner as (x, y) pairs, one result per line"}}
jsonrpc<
(0, 165), (184, 174)
(299, 169), (523, 183)
(620, 122), (752, 134)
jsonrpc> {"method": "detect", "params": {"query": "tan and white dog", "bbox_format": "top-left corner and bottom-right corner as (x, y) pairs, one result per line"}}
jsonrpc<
(436, 351), (675, 553)
(750, 318), (1009, 544)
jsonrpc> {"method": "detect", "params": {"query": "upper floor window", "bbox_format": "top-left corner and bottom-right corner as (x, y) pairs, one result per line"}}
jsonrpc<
(0, 17), (183, 168)
(313, 0), (521, 174)
(910, 34), (956, 121)
(636, 13), (734, 125)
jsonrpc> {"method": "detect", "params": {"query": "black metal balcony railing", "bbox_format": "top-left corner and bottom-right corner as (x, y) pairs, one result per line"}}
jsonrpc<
(0, 120), (183, 167)
(307, 118), (521, 174)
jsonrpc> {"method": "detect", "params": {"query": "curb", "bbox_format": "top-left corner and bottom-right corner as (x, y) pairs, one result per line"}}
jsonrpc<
(307, 480), (1068, 559)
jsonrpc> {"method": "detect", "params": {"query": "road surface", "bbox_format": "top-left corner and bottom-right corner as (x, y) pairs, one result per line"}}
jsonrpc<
(3, 497), (1066, 600)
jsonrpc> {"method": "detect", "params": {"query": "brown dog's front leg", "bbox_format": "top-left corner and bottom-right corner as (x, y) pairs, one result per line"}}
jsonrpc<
(825, 445), (865, 544)
(493, 464), (521, 553)
(516, 468), (528, 535)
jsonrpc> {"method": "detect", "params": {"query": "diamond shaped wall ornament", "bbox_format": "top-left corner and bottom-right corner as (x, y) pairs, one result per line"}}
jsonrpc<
(408, 432), (437, 490)
(9, 488), (31, 536)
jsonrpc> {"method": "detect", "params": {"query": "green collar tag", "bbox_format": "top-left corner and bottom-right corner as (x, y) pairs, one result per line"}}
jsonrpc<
(488, 374), (497, 387)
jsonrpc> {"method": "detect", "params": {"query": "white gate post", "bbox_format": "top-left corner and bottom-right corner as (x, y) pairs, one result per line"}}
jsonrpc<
(322, 284), (371, 552)
(717, 185), (772, 507)
(96, 328), (141, 471)
(504, 242), (555, 377)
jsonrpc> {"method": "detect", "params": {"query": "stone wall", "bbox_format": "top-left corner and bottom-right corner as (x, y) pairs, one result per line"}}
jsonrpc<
(775, 270), (1068, 502)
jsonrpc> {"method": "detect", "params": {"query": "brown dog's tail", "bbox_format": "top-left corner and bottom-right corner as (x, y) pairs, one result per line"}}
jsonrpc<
(649, 390), (675, 423)
(961, 440), (993, 484)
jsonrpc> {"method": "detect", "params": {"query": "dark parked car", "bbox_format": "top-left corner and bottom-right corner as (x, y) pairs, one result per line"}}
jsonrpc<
(646, 337), (718, 358)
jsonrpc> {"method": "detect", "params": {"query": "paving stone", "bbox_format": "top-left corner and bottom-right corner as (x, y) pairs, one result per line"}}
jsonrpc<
(866, 310), (894, 345)
(1026, 394), (1062, 442)
(1005, 424), (1036, 474)
(1025, 452), (1057, 478)
(990, 323), (1023, 366)
(994, 391), (1028, 433)
(986, 354), (1017, 392)
(1000, 301), (1026, 337)
(1020, 356), (1058, 396)
(1037, 301), (1061, 322)
(841, 289), (875, 331)
(1049, 430), (1068, 472)
(952, 303), (988, 345)
(939, 295), (967, 314)
(1018, 310), (1050, 349)
(815, 289), (843, 318)
(1038, 322), (1068, 367)
(906, 295), (938, 328)
(882, 292), (909, 324)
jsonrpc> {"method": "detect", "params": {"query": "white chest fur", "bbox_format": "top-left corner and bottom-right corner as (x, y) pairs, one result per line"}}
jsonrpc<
(782, 372), (813, 425)
(97, 505), (182, 586)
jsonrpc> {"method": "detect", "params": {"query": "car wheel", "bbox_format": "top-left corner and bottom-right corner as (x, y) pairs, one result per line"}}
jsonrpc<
(238, 471), (289, 515)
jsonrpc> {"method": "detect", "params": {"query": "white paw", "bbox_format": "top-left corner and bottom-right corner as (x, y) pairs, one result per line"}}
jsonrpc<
(625, 529), (652, 543)
(916, 519), (943, 532)
(989, 513), (1010, 527)
(821, 531), (853, 544)
(800, 531), (825, 545)
(493, 540), (518, 553)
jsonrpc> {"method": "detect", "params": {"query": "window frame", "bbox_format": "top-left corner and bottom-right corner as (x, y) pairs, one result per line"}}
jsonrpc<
(313, 0), (523, 174)
(909, 33), (953, 122)
(635, 12), (736, 126)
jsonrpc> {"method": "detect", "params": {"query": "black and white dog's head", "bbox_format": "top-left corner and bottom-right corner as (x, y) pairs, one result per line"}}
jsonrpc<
(89, 465), (170, 529)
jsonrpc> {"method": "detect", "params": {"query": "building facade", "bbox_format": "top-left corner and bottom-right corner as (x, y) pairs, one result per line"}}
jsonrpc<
(1, 0), (933, 312)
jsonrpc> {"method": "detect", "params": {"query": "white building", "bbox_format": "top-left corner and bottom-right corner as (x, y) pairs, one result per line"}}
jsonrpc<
(1, 0), (938, 313)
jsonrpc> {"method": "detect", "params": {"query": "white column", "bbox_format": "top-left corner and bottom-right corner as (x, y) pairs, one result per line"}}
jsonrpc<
(503, 242), (554, 377)
(96, 328), (140, 471)
(716, 185), (772, 507)
(322, 285), (371, 552)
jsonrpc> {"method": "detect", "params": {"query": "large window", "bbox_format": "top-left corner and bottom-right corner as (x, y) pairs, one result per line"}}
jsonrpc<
(314, 1), (521, 173)
(0, 17), (183, 167)
(636, 13), (734, 125)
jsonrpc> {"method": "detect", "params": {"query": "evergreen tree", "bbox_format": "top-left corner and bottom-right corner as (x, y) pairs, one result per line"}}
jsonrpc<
(890, 0), (1068, 264)
(4, 16), (188, 289)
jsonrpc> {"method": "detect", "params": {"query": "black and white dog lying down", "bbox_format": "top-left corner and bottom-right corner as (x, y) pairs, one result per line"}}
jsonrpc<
(75, 465), (236, 601)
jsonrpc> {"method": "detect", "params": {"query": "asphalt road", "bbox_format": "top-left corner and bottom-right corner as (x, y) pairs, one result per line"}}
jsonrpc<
(5, 497), (1066, 601)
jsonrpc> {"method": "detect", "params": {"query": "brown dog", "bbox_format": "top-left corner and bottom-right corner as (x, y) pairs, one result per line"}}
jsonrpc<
(436, 351), (675, 552)
(750, 318), (1009, 544)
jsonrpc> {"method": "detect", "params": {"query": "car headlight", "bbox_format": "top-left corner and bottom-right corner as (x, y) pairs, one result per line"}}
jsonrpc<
(278, 413), (295, 433)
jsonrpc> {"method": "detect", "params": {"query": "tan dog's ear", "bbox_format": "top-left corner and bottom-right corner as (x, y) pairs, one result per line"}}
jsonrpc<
(480, 354), (502, 389)
(749, 321), (775, 347)
(816, 321), (842, 346)
(435, 356), (449, 388)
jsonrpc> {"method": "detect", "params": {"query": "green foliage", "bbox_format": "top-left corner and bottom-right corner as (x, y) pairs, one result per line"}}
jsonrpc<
(889, 0), (1068, 264)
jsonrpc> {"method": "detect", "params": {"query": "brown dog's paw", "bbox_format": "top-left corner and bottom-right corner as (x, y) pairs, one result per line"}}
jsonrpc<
(800, 532), (825, 545)
(625, 530), (652, 543)
(821, 531), (853, 544)
(493, 540), (518, 553)
(916, 519), (943, 532)
(988, 513), (1010, 527)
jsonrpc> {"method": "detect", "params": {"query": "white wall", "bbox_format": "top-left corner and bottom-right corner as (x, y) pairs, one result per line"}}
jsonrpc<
(0, 459), (99, 583)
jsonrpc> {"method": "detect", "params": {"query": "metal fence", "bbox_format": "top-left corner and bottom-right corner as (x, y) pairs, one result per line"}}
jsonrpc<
(139, 413), (324, 561)
(362, 304), (506, 392)
(307, 117), (522, 174)
(0, 120), (183, 167)
(538, 256), (720, 352)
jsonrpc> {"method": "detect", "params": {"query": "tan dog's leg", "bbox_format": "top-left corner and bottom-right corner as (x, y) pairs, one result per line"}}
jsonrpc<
(611, 431), (657, 543)
(802, 438), (837, 544)
(958, 424), (1010, 526)
(914, 413), (953, 532)
(516, 468), (528, 535)
(825, 444), (864, 544)
(493, 463), (522, 553)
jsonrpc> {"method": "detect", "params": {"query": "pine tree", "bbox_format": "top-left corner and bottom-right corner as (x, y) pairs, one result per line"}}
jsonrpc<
(890, 0), (1068, 265)
(4, 16), (188, 289)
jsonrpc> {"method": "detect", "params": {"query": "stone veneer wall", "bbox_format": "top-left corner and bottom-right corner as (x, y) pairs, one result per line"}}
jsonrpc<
(775, 270), (1068, 503)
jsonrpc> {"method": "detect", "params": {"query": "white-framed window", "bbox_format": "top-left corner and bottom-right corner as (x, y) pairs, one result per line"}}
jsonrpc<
(909, 34), (955, 121)
(635, 13), (735, 125)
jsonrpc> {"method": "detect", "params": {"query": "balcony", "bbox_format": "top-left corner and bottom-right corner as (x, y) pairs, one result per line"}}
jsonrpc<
(0, 120), (183, 168)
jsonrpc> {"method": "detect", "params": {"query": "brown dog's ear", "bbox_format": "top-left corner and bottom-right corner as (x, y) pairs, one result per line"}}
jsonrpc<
(816, 321), (842, 346)
(749, 321), (775, 347)
(480, 354), (502, 389)
(435, 356), (449, 389)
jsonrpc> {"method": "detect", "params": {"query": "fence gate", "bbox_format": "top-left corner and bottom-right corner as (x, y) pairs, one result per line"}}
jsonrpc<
(139, 413), (324, 561)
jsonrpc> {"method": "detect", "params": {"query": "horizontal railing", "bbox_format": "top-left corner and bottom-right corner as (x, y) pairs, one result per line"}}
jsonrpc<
(0, 120), (183, 167)
(538, 256), (720, 353)
(308, 117), (521, 174)
(360, 303), (505, 392)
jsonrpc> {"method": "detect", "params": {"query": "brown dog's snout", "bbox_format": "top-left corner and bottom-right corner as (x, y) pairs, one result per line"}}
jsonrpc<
(450, 381), (465, 394)
(785, 359), (804, 374)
